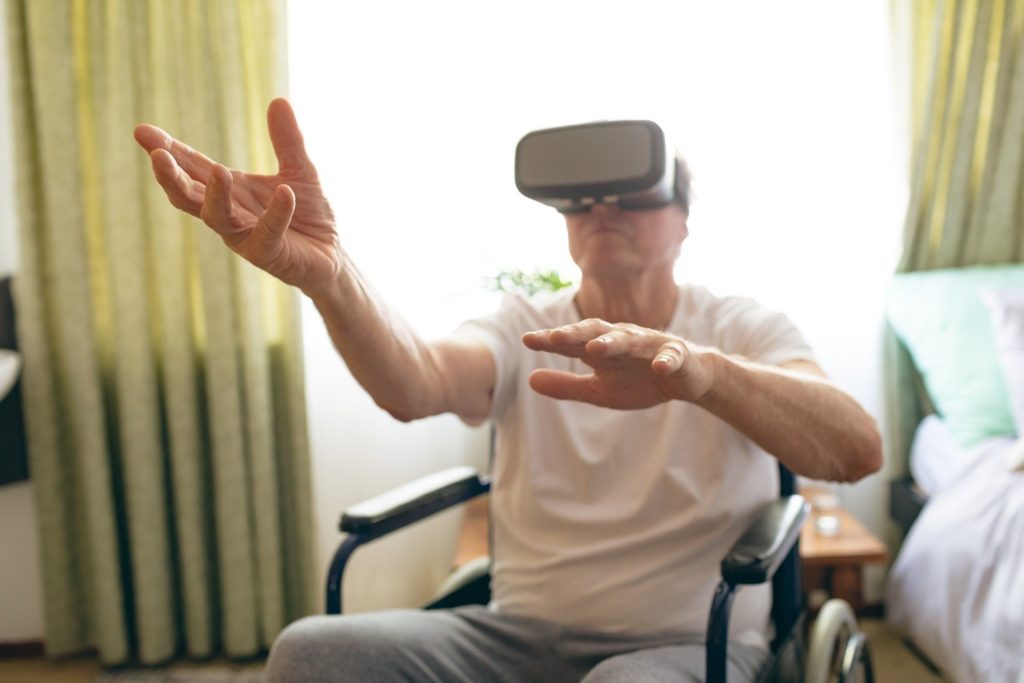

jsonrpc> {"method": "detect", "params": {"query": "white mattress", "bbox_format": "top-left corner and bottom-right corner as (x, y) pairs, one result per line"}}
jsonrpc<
(887, 423), (1024, 683)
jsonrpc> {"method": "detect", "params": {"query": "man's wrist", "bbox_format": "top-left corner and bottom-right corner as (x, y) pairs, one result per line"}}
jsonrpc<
(302, 249), (351, 304)
(689, 347), (728, 406)
(303, 269), (344, 307)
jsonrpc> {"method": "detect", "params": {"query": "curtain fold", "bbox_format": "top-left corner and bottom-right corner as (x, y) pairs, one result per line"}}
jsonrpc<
(899, 0), (1024, 272)
(4, 0), (315, 664)
(888, 0), (1024, 481)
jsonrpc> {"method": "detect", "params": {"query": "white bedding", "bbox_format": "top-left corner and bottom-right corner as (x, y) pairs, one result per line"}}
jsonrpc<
(909, 415), (1003, 496)
(887, 423), (1024, 682)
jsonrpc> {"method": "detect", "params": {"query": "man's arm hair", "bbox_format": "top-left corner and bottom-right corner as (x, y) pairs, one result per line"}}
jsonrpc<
(523, 319), (881, 482)
(311, 250), (495, 425)
(695, 356), (882, 483)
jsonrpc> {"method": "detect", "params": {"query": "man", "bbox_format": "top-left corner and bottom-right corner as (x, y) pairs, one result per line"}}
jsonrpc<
(135, 99), (881, 682)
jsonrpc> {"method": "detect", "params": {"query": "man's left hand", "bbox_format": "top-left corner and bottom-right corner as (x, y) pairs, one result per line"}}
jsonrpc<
(522, 319), (716, 409)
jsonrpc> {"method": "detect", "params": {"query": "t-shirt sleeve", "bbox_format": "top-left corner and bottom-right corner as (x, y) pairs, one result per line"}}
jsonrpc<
(713, 297), (817, 367)
(454, 292), (530, 421)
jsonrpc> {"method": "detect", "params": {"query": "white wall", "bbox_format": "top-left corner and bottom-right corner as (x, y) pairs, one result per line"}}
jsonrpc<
(0, 4), (46, 643)
(0, 0), (18, 277)
(289, 0), (906, 607)
(0, 1), (908, 639)
(301, 310), (492, 611)
(0, 484), (45, 642)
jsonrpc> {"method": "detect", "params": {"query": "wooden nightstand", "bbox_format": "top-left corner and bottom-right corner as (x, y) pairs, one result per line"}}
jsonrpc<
(453, 495), (490, 567)
(799, 486), (888, 614)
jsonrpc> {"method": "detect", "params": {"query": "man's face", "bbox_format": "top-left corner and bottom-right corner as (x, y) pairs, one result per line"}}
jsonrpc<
(564, 202), (689, 277)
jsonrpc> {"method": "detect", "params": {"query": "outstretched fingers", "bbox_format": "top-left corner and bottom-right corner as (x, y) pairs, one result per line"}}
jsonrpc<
(528, 369), (597, 403)
(150, 149), (205, 216)
(267, 98), (314, 173)
(200, 164), (246, 240)
(652, 340), (687, 374)
(542, 323), (671, 365)
(583, 326), (651, 359)
(135, 124), (215, 184)
(522, 319), (613, 358)
(244, 184), (296, 265)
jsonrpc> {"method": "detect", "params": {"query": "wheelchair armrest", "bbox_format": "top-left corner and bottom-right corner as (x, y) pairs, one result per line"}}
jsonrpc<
(720, 495), (809, 585)
(340, 466), (490, 537)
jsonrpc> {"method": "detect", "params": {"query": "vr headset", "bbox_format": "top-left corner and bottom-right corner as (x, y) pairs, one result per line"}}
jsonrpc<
(514, 120), (686, 214)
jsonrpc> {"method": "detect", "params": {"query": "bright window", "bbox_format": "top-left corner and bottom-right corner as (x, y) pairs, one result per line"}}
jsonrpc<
(288, 1), (906, 604)
(287, 0), (903, 342)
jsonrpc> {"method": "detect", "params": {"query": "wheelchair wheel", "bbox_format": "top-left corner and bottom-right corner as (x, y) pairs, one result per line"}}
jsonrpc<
(805, 599), (873, 683)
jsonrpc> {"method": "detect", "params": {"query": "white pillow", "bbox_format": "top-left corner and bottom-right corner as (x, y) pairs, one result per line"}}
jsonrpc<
(983, 288), (1024, 449)
(909, 415), (968, 495)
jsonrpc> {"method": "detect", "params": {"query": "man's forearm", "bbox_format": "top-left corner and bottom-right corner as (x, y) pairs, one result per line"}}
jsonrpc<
(694, 353), (882, 482)
(308, 251), (446, 421)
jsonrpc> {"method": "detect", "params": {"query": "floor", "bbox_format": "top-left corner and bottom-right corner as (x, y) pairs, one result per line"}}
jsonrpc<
(0, 653), (105, 683)
(860, 619), (943, 682)
(0, 618), (944, 682)
(0, 655), (265, 682)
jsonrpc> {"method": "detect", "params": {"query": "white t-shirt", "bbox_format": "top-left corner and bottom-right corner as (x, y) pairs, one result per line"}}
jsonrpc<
(458, 283), (815, 644)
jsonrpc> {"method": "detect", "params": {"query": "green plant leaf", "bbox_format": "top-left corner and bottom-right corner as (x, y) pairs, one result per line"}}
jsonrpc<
(486, 268), (573, 296)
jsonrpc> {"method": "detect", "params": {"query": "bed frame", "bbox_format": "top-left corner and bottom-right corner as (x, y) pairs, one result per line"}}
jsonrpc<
(885, 326), (934, 537)
(0, 276), (28, 486)
(889, 478), (927, 533)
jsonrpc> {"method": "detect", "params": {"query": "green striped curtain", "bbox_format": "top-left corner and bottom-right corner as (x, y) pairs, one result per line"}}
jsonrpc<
(889, 0), (1024, 480)
(4, 0), (315, 664)
(899, 0), (1024, 271)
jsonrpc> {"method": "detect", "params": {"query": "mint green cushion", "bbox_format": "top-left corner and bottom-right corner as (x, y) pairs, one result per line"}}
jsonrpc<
(887, 265), (1024, 448)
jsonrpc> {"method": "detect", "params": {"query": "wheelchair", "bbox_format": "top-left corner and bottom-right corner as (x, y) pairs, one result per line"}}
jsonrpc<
(325, 463), (875, 683)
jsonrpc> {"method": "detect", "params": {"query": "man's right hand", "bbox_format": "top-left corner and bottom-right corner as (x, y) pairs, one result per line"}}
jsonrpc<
(134, 98), (340, 298)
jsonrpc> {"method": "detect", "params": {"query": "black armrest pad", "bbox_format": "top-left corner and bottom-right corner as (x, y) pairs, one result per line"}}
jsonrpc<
(340, 466), (490, 536)
(721, 495), (809, 585)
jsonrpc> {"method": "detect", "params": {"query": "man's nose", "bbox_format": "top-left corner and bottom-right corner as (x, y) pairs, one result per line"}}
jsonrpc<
(590, 201), (620, 217)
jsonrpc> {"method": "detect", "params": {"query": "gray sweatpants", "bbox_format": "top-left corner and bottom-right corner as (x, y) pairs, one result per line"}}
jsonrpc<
(263, 605), (767, 682)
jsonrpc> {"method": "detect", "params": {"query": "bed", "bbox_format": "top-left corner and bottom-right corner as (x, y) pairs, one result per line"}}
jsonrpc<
(883, 265), (1024, 683)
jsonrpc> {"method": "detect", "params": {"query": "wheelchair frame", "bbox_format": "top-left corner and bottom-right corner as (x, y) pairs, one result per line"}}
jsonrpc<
(325, 463), (873, 682)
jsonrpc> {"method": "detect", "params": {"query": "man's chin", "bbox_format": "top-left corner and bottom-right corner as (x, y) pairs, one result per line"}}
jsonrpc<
(578, 258), (640, 278)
